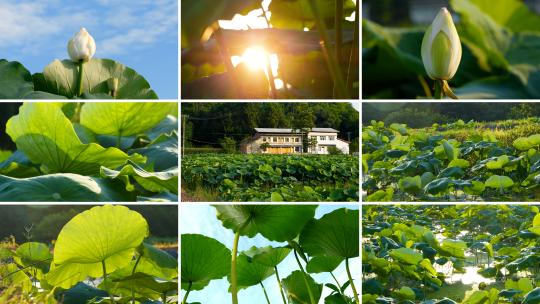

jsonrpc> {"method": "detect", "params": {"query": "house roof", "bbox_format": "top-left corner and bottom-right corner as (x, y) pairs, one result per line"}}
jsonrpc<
(254, 127), (339, 133)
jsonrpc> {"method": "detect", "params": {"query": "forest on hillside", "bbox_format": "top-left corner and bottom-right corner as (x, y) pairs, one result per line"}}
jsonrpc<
(363, 103), (540, 128)
(181, 102), (360, 152)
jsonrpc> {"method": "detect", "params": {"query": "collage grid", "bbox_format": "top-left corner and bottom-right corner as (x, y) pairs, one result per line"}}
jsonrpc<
(0, 0), (361, 303)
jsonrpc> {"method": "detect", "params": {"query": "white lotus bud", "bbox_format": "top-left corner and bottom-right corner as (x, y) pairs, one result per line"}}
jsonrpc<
(421, 8), (462, 80)
(67, 28), (96, 62)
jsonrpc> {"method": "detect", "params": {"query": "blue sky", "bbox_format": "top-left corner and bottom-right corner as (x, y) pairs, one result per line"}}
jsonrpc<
(0, 0), (178, 99)
(181, 204), (360, 304)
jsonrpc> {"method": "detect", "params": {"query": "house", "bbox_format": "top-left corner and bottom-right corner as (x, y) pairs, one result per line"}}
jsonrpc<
(240, 128), (349, 154)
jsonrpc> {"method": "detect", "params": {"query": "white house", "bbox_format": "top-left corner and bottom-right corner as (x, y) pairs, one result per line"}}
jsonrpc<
(240, 128), (349, 154)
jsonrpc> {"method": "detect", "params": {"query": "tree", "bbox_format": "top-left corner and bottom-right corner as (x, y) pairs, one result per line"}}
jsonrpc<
(220, 137), (237, 153)
(259, 142), (270, 153)
(304, 136), (318, 153)
(328, 146), (343, 155)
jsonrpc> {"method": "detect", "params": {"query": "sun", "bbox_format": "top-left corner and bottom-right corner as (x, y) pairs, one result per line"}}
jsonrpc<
(241, 47), (268, 71)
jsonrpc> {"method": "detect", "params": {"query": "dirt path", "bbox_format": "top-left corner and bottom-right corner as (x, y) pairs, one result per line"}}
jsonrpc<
(180, 188), (198, 202)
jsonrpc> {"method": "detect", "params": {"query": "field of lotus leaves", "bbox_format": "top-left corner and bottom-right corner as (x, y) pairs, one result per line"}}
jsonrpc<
(182, 154), (359, 202)
(363, 119), (540, 201)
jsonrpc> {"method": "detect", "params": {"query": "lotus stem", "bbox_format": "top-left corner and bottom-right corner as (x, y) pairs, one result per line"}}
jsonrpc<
(434, 80), (443, 99)
(102, 260), (116, 304)
(293, 249), (316, 304)
(76, 60), (84, 97)
(260, 281), (271, 304)
(330, 271), (348, 302)
(307, 0), (348, 99)
(116, 131), (122, 149)
(264, 53), (278, 99)
(335, 0), (343, 67)
(131, 254), (143, 304)
(231, 230), (241, 304)
(182, 281), (192, 304)
(346, 2), (359, 94)
(330, 271), (342, 290)
(274, 266), (287, 304)
(345, 258), (359, 304)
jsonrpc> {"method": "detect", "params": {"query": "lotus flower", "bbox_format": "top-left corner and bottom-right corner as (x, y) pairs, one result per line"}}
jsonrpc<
(421, 8), (461, 81)
(67, 28), (96, 62)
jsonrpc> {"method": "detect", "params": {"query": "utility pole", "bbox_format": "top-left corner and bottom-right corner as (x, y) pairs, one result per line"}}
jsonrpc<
(182, 114), (188, 157)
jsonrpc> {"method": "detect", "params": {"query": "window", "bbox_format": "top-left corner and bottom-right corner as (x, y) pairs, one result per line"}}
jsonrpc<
(320, 136), (326, 140)
(285, 138), (289, 142)
(273, 137), (277, 142)
(295, 147), (300, 152)
(295, 138), (299, 142)
(262, 137), (266, 142)
(329, 136), (335, 140)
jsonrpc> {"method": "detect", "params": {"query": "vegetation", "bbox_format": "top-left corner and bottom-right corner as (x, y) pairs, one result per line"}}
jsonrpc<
(181, 102), (359, 153)
(0, 205), (178, 244)
(182, 154), (359, 202)
(182, 205), (359, 304)
(363, 103), (540, 129)
(0, 102), (178, 202)
(363, 0), (540, 99)
(363, 205), (540, 304)
(363, 118), (540, 201)
(181, 0), (359, 99)
(0, 205), (178, 304)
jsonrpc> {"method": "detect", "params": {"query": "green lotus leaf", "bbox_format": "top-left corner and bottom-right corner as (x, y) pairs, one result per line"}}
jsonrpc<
(440, 239), (467, 258)
(100, 161), (178, 194)
(214, 205), (318, 241)
(60, 282), (108, 304)
(448, 158), (470, 168)
(485, 175), (514, 189)
(269, 0), (355, 29)
(80, 102), (174, 136)
(424, 178), (452, 195)
(389, 248), (423, 265)
(105, 273), (177, 300)
(36, 59), (158, 99)
(523, 287), (540, 304)
(181, 234), (231, 291)
(134, 243), (178, 280)
(228, 252), (274, 290)
(14, 242), (52, 273)
(299, 208), (359, 258)
(306, 255), (344, 273)
(244, 246), (291, 267)
(0, 173), (132, 202)
(419, 259), (437, 276)
(1, 263), (33, 292)
(6, 103), (145, 175)
(282, 270), (323, 304)
(129, 131), (178, 171)
(486, 155), (510, 169)
(398, 176), (422, 194)
(0, 59), (33, 98)
(181, 0), (260, 47)
(23, 91), (68, 99)
(0, 151), (41, 178)
(46, 205), (149, 289)
(393, 286), (416, 300)
(137, 192), (179, 202)
(514, 137), (533, 150)
(530, 213), (540, 235)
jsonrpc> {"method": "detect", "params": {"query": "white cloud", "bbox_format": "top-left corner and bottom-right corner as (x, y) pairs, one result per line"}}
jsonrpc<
(0, 0), (176, 56)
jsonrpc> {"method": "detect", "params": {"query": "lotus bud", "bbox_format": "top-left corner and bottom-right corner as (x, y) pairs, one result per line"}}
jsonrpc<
(67, 28), (96, 62)
(421, 8), (461, 80)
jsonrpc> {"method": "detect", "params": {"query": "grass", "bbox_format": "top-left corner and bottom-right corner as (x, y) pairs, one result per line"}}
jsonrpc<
(410, 118), (540, 148)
